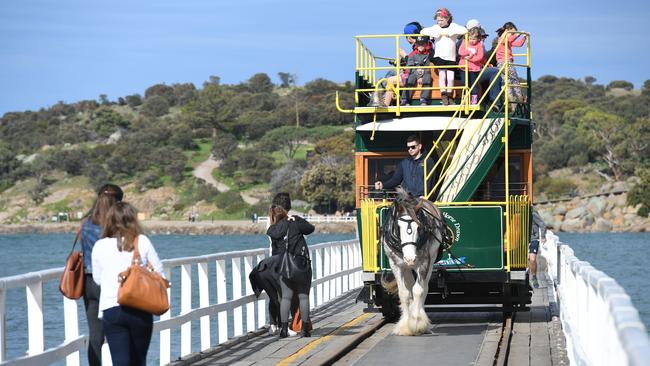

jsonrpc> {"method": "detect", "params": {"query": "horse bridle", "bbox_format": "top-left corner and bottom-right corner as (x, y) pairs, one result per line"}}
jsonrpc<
(397, 216), (418, 248)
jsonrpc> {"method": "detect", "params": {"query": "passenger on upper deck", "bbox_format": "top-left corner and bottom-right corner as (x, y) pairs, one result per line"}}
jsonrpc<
(380, 22), (424, 107)
(373, 134), (435, 199)
(421, 8), (467, 106)
(495, 22), (527, 108)
(401, 35), (434, 106)
(458, 27), (486, 105)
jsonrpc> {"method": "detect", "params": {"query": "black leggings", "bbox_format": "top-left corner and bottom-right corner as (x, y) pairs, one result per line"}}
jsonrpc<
(83, 275), (103, 366)
(280, 279), (310, 323)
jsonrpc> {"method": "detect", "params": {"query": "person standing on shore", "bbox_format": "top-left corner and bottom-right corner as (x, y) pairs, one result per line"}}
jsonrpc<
(80, 183), (123, 366)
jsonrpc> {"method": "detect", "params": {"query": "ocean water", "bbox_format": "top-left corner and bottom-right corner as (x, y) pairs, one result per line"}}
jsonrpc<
(0, 232), (355, 365)
(557, 232), (650, 333)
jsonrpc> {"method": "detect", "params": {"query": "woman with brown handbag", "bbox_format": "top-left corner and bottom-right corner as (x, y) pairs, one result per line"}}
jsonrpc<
(91, 202), (163, 366)
(80, 183), (123, 366)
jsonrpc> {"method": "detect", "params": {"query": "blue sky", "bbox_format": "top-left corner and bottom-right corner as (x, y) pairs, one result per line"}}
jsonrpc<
(0, 0), (647, 114)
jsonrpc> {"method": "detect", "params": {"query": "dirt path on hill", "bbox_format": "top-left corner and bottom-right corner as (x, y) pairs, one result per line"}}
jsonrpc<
(192, 156), (260, 204)
(192, 156), (230, 192)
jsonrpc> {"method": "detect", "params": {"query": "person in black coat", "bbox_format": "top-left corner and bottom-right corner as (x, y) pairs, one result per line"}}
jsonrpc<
(267, 193), (314, 337)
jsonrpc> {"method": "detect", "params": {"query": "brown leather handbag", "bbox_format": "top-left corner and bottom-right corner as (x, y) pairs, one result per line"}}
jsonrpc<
(59, 231), (85, 299)
(117, 237), (170, 315)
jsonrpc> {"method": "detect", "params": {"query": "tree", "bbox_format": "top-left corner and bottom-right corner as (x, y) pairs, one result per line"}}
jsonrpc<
(572, 107), (633, 180)
(212, 131), (238, 160)
(247, 73), (274, 93)
(606, 80), (634, 91)
(270, 160), (307, 197)
(98, 94), (110, 105)
(301, 162), (355, 213)
(125, 94), (143, 107)
(259, 126), (309, 159)
(145, 84), (176, 105)
(642, 80), (650, 97)
(584, 76), (596, 85)
(173, 83), (198, 105)
(141, 95), (170, 117)
(91, 107), (131, 137)
(278, 72), (296, 88)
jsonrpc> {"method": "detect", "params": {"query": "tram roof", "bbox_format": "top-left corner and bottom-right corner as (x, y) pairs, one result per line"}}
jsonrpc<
(356, 115), (485, 132)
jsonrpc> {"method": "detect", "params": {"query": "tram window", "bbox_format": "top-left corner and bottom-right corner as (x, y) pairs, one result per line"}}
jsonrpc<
(367, 157), (403, 185)
(473, 155), (528, 200)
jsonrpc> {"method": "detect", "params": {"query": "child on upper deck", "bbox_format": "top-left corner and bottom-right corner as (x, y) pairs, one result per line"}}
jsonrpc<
(495, 22), (527, 105)
(458, 27), (485, 105)
(421, 8), (467, 106)
(400, 35), (434, 106)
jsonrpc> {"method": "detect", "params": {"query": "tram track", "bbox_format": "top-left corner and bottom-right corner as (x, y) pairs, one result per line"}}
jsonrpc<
(324, 312), (515, 366)
(493, 313), (514, 366)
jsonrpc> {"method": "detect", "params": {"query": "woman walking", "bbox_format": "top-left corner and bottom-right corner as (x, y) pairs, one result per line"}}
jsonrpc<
(266, 193), (315, 337)
(91, 202), (163, 365)
(81, 183), (123, 366)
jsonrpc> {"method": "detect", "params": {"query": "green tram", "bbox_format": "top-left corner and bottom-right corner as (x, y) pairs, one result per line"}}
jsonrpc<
(336, 31), (535, 317)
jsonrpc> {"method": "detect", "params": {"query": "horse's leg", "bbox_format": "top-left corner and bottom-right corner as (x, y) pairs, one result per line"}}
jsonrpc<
(392, 264), (415, 336)
(410, 257), (433, 335)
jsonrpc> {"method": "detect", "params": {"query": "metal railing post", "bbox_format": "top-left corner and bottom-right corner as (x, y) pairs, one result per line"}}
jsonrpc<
(0, 289), (6, 362)
(216, 259), (228, 344)
(556, 242), (562, 315)
(180, 263), (192, 357)
(159, 267), (172, 366)
(198, 262), (211, 351)
(26, 281), (44, 355)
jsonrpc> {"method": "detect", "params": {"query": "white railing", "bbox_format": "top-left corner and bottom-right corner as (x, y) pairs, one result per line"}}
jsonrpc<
(257, 215), (357, 224)
(0, 239), (362, 366)
(540, 232), (650, 366)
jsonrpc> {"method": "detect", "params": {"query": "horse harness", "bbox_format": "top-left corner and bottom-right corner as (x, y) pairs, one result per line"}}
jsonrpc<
(382, 200), (452, 258)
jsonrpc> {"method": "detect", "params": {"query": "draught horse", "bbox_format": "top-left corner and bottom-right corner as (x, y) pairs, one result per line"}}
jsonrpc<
(381, 187), (446, 336)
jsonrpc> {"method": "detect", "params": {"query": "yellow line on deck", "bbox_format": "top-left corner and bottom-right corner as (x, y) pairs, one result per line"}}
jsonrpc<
(277, 312), (372, 366)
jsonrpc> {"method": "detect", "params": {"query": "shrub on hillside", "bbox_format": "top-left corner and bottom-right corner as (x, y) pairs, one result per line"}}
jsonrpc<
(535, 176), (578, 199)
(141, 95), (170, 117)
(627, 168), (650, 217)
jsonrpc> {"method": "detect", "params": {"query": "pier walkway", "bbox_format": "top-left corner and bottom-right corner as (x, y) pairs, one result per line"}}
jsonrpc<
(175, 256), (565, 366)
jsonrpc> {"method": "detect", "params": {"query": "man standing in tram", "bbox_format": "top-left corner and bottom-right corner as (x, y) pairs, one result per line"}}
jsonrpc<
(374, 134), (435, 199)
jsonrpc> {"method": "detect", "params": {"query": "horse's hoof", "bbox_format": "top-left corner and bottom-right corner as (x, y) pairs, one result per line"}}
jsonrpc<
(392, 320), (413, 336)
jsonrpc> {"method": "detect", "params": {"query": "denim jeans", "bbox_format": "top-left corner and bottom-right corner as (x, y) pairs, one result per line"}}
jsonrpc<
(102, 306), (153, 366)
(461, 67), (501, 103)
(83, 276), (103, 366)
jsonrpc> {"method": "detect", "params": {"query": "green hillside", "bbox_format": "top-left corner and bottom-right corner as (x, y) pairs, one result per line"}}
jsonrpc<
(0, 74), (649, 223)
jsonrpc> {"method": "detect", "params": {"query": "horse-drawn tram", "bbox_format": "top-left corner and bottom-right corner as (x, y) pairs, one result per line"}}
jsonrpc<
(336, 29), (534, 324)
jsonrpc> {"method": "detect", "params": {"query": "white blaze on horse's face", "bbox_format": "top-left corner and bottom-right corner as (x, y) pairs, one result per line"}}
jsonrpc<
(398, 215), (419, 267)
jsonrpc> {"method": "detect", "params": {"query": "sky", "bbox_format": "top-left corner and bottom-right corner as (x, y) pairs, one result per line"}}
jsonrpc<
(0, 0), (648, 114)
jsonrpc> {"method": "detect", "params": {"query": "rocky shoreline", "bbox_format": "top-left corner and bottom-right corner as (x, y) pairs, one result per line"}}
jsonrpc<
(2, 194), (647, 235)
(0, 220), (357, 235)
(535, 191), (649, 233)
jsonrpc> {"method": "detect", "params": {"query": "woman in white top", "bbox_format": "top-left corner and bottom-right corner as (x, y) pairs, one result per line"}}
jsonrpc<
(421, 8), (467, 105)
(92, 202), (163, 366)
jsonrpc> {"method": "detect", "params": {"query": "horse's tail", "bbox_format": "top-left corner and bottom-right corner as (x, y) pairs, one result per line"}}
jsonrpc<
(381, 271), (398, 295)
